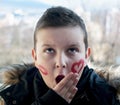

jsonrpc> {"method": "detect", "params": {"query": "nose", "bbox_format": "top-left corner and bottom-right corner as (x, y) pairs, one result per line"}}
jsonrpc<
(55, 52), (67, 69)
(56, 65), (65, 68)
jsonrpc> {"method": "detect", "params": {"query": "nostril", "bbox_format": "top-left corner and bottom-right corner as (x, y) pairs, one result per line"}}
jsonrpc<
(56, 65), (59, 68)
(63, 65), (65, 68)
(56, 65), (66, 68)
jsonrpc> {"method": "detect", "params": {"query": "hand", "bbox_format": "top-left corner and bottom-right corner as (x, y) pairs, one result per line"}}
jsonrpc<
(53, 72), (79, 103)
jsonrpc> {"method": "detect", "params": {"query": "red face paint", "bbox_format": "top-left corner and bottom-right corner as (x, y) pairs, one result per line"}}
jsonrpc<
(71, 59), (84, 73)
(35, 64), (48, 75)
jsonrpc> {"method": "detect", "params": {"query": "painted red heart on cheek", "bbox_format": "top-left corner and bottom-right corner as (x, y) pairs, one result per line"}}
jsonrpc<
(71, 59), (84, 73)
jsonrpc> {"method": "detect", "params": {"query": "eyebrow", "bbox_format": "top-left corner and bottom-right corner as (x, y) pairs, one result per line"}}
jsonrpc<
(68, 42), (81, 47)
(42, 44), (56, 47)
(68, 44), (81, 49)
(42, 42), (81, 48)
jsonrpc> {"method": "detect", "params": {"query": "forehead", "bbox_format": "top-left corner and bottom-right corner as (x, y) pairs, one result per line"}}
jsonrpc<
(36, 26), (84, 45)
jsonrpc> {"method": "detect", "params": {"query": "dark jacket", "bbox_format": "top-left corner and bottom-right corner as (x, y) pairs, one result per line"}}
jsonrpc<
(0, 66), (120, 105)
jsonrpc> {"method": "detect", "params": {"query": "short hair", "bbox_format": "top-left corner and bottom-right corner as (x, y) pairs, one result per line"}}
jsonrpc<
(34, 6), (88, 50)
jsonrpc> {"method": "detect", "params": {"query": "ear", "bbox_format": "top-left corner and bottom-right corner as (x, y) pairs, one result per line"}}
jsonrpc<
(85, 47), (91, 59)
(32, 48), (37, 61)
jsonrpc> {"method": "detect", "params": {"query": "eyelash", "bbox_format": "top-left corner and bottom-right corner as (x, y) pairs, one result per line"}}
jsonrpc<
(44, 47), (79, 55)
(44, 48), (55, 54)
(67, 48), (79, 54)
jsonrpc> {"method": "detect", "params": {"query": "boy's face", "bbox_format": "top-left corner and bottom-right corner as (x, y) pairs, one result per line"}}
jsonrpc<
(32, 26), (90, 89)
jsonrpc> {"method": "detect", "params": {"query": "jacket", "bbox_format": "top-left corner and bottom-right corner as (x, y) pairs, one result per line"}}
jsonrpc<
(0, 63), (120, 105)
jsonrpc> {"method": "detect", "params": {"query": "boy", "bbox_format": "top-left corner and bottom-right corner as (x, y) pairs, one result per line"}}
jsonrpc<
(0, 6), (119, 105)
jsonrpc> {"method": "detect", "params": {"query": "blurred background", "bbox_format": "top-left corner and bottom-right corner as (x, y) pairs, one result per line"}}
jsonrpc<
(0, 0), (120, 67)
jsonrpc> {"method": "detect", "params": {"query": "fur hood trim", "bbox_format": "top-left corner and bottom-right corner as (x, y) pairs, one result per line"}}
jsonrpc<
(88, 62), (120, 100)
(0, 62), (120, 100)
(0, 63), (34, 85)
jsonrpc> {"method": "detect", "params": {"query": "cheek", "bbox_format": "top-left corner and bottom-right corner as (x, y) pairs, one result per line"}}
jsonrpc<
(35, 64), (48, 75)
(35, 54), (51, 76)
(71, 59), (84, 73)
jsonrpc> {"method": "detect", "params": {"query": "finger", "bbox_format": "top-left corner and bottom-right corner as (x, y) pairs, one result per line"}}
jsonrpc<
(61, 74), (78, 101)
(68, 87), (78, 99)
(53, 72), (78, 103)
(67, 78), (78, 94)
(65, 86), (77, 99)
(77, 68), (84, 80)
(66, 87), (78, 103)
(60, 73), (78, 94)
(54, 72), (74, 92)
(72, 73), (79, 86)
(60, 78), (74, 96)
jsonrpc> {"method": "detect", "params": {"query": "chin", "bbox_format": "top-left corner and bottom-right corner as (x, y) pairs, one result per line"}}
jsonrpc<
(47, 82), (56, 89)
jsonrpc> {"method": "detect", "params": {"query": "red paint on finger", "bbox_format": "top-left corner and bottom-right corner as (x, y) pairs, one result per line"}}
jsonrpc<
(71, 59), (84, 73)
(35, 64), (48, 75)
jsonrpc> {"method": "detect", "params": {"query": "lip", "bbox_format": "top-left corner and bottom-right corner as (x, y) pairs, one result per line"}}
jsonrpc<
(55, 75), (65, 84)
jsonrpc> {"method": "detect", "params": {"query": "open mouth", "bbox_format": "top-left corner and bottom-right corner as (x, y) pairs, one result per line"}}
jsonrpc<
(55, 75), (65, 84)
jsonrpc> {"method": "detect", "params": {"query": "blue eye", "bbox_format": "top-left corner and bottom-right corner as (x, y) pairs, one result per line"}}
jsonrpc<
(45, 48), (55, 54)
(68, 48), (79, 54)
